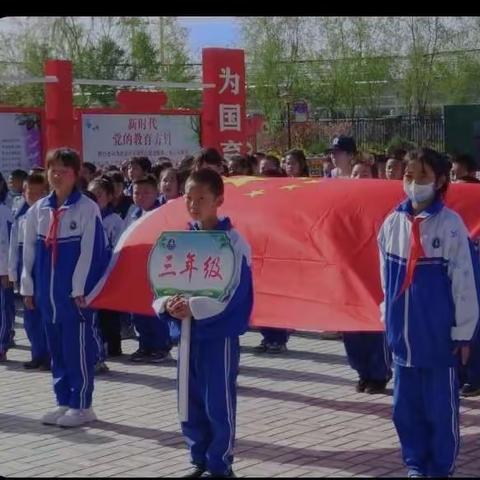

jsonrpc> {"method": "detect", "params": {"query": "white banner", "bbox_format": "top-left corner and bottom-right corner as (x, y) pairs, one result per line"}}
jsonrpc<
(0, 112), (42, 178)
(82, 113), (201, 167)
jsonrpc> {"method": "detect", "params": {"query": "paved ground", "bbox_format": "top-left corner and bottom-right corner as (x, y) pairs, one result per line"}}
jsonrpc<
(2, 308), (480, 478)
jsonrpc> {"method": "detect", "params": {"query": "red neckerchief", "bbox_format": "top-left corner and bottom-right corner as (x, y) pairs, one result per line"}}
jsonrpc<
(398, 216), (425, 296)
(44, 208), (67, 266)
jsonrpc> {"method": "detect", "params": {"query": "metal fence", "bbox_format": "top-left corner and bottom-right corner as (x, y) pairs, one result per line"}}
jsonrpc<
(312, 115), (445, 152)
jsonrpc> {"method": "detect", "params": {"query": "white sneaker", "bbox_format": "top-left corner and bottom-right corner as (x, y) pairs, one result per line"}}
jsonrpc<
(41, 406), (69, 425)
(56, 407), (97, 427)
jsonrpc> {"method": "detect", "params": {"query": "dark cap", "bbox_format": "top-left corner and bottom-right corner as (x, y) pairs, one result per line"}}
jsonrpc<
(329, 135), (357, 154)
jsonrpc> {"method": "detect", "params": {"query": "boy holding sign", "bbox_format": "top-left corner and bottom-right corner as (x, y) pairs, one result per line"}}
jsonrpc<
(152, 169), (254, 478)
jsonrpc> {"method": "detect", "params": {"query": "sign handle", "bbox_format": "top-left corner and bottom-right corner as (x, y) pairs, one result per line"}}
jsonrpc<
(178, 315), (191, 422)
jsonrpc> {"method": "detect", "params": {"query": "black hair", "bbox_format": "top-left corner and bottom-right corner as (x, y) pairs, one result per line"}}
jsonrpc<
(82, 162), (97, 175)
(152, 161), (174, 181)
(26, 172), (47, 187)
(452, 153), (477, 174)
(46, 148), (81, 175)
(10, 169), (28, 182)
(103, 164), (120, 172)
(193, 148), (224, 171)
(285, 149), (309, 176)
(133, 174), (158, 191)
(0, 172), (8, 203)
(186, 168), (224, 197)
(263, 155), (281, 171)
(106, 171), (125, 185)
(406, 147), (450, 198)
(129, 156), (152, 173)
(179, 155), (195, 171)
(228, 155), (254, 176)
(88, 175), (115, 198)
(83, 190), (98, 203)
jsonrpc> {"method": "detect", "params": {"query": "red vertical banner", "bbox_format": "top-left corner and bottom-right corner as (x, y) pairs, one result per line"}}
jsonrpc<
(44, 59), (74, 152)
(201, 48), (247, 160)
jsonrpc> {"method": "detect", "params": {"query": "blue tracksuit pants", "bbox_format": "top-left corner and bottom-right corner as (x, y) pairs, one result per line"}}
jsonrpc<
(393, 364), (460, 477)
(24, 307), (49, 363)
(181, 336), (240, 475)
(459, 329), (480, 389)
(132, 314), (171, 352)
(343, 332), (392, 382)
(259, 327), (290, 345)
(43, 304), (97, 409)
(0, 286), (15, 354)
(92, 312), (106, 363)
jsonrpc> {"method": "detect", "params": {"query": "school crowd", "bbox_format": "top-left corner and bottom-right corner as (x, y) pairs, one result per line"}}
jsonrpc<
(1, 135), (480, 478)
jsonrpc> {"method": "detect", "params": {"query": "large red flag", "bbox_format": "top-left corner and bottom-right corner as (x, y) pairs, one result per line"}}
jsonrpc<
(88, 178), (480, 332)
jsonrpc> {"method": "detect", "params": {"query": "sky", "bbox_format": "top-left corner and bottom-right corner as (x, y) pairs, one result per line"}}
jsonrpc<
(0, 16), (243, 62)
(177, 17), (242, 59)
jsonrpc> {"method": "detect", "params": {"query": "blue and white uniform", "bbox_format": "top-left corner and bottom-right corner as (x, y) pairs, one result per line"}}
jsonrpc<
(20, 189), (108, 410)
(93, 207), (126, 363)
(153, 217), (254, 476)
(101, 207), (124, 256)
(126, 200), (172, 353)
(378, 198), (480, 477)
(8, 201), (49, 363)
(0, 202), (14, 355)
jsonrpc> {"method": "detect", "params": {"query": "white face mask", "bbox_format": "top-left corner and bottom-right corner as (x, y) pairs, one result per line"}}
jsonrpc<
(403, 180), (436, 204)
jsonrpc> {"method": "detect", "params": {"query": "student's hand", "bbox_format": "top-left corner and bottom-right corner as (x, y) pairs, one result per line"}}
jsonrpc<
(169, 297), (192, 320)
(453, 344), (471, 366)
(0, 276), (10, 289)
(24, 296), (35, 310)
(166, 295), (183, 316)
(74, 296), (87, 309)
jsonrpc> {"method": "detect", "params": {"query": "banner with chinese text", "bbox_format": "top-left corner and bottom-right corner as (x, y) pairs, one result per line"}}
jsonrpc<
(149, 231), (236, 300)
(81, 113), (201, 167)
(0, 112), (42, 177)
(202, 48), (248, 160)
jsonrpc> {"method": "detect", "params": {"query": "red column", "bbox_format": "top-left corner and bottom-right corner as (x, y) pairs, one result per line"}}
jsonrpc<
(201, 48), (247, 159)
(44, 59), (74, 152)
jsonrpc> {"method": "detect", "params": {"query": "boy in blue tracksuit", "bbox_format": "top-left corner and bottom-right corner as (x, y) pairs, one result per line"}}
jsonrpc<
(153, 169), (254, 478)
(126, 175), (172, 363)
(8, 172), (50, 369)
(0, 171), (14, 362)
(378, 148), (480, 478)
(21, 148), (108, 428)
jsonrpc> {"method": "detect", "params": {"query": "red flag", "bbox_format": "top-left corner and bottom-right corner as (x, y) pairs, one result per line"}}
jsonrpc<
(88, 178), (480, 332)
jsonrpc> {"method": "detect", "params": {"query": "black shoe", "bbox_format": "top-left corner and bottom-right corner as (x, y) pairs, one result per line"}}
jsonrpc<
(365, 380), (388, 395)
(461, 383), (480, 397)
(149, 350), (172, 363)
(201, 470), (236, 478)
(108, 349), (123, 357)
(130, 349), (150, 362)
(23, 359), (43, 369)
(183, 466), (206, 478)
(266, 342), (287, 354)
(355, 379), (369, 393)
(39, 361), (51, 371)
(253, 340), (268, 353)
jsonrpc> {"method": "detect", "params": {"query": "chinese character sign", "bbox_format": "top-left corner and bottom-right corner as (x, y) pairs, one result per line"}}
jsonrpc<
(0, 112), (42, 178)
(202, 48), (247, 160)
(82, 114), (201, 167)
(148, 231), (236, 301)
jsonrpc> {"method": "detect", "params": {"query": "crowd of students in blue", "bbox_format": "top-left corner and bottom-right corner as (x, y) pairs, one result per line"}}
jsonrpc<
(0, 138), (479, 478)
